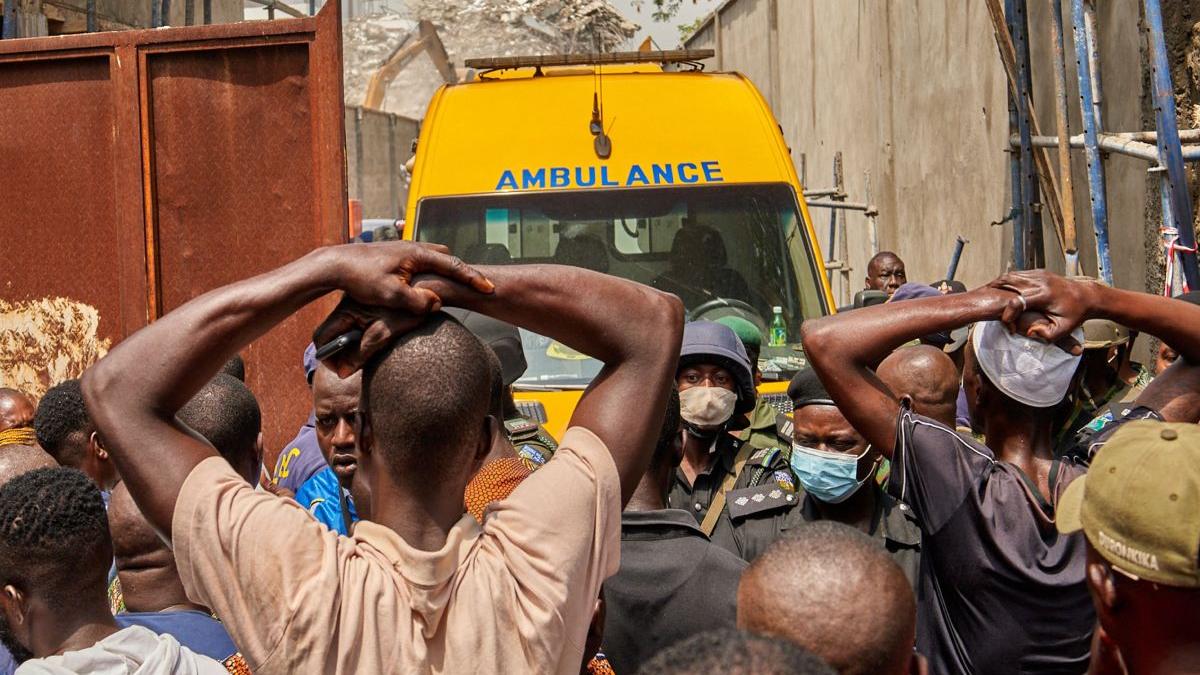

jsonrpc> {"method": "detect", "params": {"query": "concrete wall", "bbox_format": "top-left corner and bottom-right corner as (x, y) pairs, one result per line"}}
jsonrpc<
(345, 106), (420, 219)
(686, 0), (1178, 303)
(26, 0), (243, 33)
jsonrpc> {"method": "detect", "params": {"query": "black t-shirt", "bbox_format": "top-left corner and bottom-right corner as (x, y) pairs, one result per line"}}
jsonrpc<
(887, 409), (1094, 675)
(602, 509), (747, 674)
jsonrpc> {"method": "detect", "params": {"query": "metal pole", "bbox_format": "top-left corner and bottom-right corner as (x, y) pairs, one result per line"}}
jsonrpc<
(826, 153), (841, 264)
(184, 0), (193, 25)
(162, 0), (171, 25)
(1, 0), (15, 39)
(203, 0), (211, 24)
(946, 236), (967, 281)
(1009, 0), (1040, 269)
(1071, 0), (1112, 284)
(152, 0), (162, 27)
(310, 0), (317, 15)
(1144, 0), (1200, 289)
(1049, 0), (1078, 272)
(87, 0), (97, 31)
(1003, 0), (1025, 269)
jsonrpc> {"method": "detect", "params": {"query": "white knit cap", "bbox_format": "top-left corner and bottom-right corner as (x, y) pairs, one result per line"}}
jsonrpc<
(971, 320), (1084, 407)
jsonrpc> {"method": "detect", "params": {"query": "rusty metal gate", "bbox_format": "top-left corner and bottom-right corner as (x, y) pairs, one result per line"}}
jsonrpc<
(0, 2), (347, 460)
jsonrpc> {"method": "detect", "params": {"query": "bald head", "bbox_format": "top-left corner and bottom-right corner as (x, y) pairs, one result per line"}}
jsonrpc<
(0, 389), (35, 433)
(877, 345), (959, 428)
(738, 521), (916, 675)
(865, 252), (906, 296)
(0, 444), (57, 487)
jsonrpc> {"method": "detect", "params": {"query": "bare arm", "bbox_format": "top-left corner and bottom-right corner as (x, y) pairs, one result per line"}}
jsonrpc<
(82, 243), (492, 539)
(992, 272), (1200, 422)
(411, 266), (684, 504)
(801, 288), (1016, 457)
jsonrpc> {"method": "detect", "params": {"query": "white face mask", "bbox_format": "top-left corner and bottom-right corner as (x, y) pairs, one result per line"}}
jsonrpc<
(679, 386), (738, 427)
(971, 320), (1084, 407)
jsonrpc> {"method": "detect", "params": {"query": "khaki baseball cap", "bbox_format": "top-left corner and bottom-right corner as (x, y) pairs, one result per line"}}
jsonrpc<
(1058, 420), (1200, 587)
(1081, 319), (1130, 349)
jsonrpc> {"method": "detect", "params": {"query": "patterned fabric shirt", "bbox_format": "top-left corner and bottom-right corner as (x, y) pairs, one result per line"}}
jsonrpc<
(464, 457), (532, 522)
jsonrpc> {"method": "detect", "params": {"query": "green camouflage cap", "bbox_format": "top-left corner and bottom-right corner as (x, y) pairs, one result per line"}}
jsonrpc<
(1058, 420), (1200, 587)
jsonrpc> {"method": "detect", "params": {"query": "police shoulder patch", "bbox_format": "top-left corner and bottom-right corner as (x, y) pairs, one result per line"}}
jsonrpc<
(725, 484), (797, 520)
(517, 444), (547, 468)
(505, 417), (538, 435)
(775, 412), (794, 441)
(772, 470), (795, 492)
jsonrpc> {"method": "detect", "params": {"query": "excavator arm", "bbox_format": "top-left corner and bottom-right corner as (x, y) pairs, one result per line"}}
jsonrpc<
(362, 19), (456, 110)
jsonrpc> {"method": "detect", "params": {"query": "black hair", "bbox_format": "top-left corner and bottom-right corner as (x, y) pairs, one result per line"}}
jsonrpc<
(220, 354), (246, 382)
(486, 351), (505, 419)
(0, 467), (111, 607)
(636, 628), (836, 675)
(177, 374), (261, 485)
(868, 250), (903, 268)
(33, 379), (91, 466)
(649, 388), (682, 470)
(362, 314), (495, 484)
(740, 522), (916, 675)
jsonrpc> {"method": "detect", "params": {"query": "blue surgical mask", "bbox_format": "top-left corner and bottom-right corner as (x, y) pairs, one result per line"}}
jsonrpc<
(789, 443), (874, 504)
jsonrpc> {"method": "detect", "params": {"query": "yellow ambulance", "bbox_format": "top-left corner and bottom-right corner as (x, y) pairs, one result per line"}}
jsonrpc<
(405, 51), (834, 438)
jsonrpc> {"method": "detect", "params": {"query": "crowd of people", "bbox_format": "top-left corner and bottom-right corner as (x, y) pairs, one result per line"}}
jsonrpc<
(0, 242), (1198, 674)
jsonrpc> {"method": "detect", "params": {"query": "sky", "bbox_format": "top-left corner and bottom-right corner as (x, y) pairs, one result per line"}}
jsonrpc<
(608, 0), (723, 49)
(244, 0), (724, 49)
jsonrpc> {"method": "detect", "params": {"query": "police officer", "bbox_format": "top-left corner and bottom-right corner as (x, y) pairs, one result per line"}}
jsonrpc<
(782, 367), (921, 587)
(715, 316), (793, 458)
(668, 321), (798, 562)
(448, 309), (559, 470)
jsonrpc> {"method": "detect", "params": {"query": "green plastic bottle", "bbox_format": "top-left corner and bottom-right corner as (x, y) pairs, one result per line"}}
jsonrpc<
(769, 306), (787, 346)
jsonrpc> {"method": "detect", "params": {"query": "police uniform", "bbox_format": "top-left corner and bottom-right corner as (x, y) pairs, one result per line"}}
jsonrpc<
(505, 415), (559, 471)
(737, 398), (790, 454)
(781, 484), (922, 588)
(668, 431), (800, 562)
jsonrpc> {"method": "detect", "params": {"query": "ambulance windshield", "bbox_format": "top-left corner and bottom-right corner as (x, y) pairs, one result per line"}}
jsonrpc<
(415, 183), (828, 387)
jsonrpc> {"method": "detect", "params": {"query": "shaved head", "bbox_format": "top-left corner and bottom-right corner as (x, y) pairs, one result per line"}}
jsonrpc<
(177, 373), (262, 485)
(362, 313), (495, 486)
(738, 521), (916, 675)
(0, 444), (56, 487)
(877, 345), (960, 428)
(865, 252), (906, 296)
(0, 389), (35, 433)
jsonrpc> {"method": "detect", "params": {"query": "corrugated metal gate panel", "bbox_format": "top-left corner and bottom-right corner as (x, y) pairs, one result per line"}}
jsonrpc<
(0, 3), (347, 457)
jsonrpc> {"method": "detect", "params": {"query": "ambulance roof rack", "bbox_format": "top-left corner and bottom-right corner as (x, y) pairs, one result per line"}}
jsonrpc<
(463, 49), (714, 72)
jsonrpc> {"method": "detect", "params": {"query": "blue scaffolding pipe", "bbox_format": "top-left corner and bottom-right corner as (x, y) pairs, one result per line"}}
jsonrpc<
(1009, 0), (1039, 269)
(1070, 0), (1112, 284)
(1144, 0), (1200, 289)
(1003, 0), (1022, 267)
(2, 0), (18, 38)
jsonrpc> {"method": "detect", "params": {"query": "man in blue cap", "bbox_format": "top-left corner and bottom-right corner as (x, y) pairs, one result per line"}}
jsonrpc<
(668, 321), (799, 562)
(268, 343), (327, 496)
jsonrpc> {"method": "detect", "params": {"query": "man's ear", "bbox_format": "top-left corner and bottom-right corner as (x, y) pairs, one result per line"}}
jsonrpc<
(478, 416), (499, 462)
(0, 585), (26, 628)
(1087, 558), (1120, 613)
(89, 430), (108, 460)
(254, 432), (265, 464)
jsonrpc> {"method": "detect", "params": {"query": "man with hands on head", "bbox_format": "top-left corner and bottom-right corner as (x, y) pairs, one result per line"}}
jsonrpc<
(81, 241), (684, 674)
(801, 270), (1200, 675)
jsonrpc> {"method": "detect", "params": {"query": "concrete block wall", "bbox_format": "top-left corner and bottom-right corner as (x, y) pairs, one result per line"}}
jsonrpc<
(345, 106), (420, 219)
(688, 0), (1196, 304)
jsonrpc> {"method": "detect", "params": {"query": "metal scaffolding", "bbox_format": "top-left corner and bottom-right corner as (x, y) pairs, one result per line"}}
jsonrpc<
(990, 0), (1199, 290)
